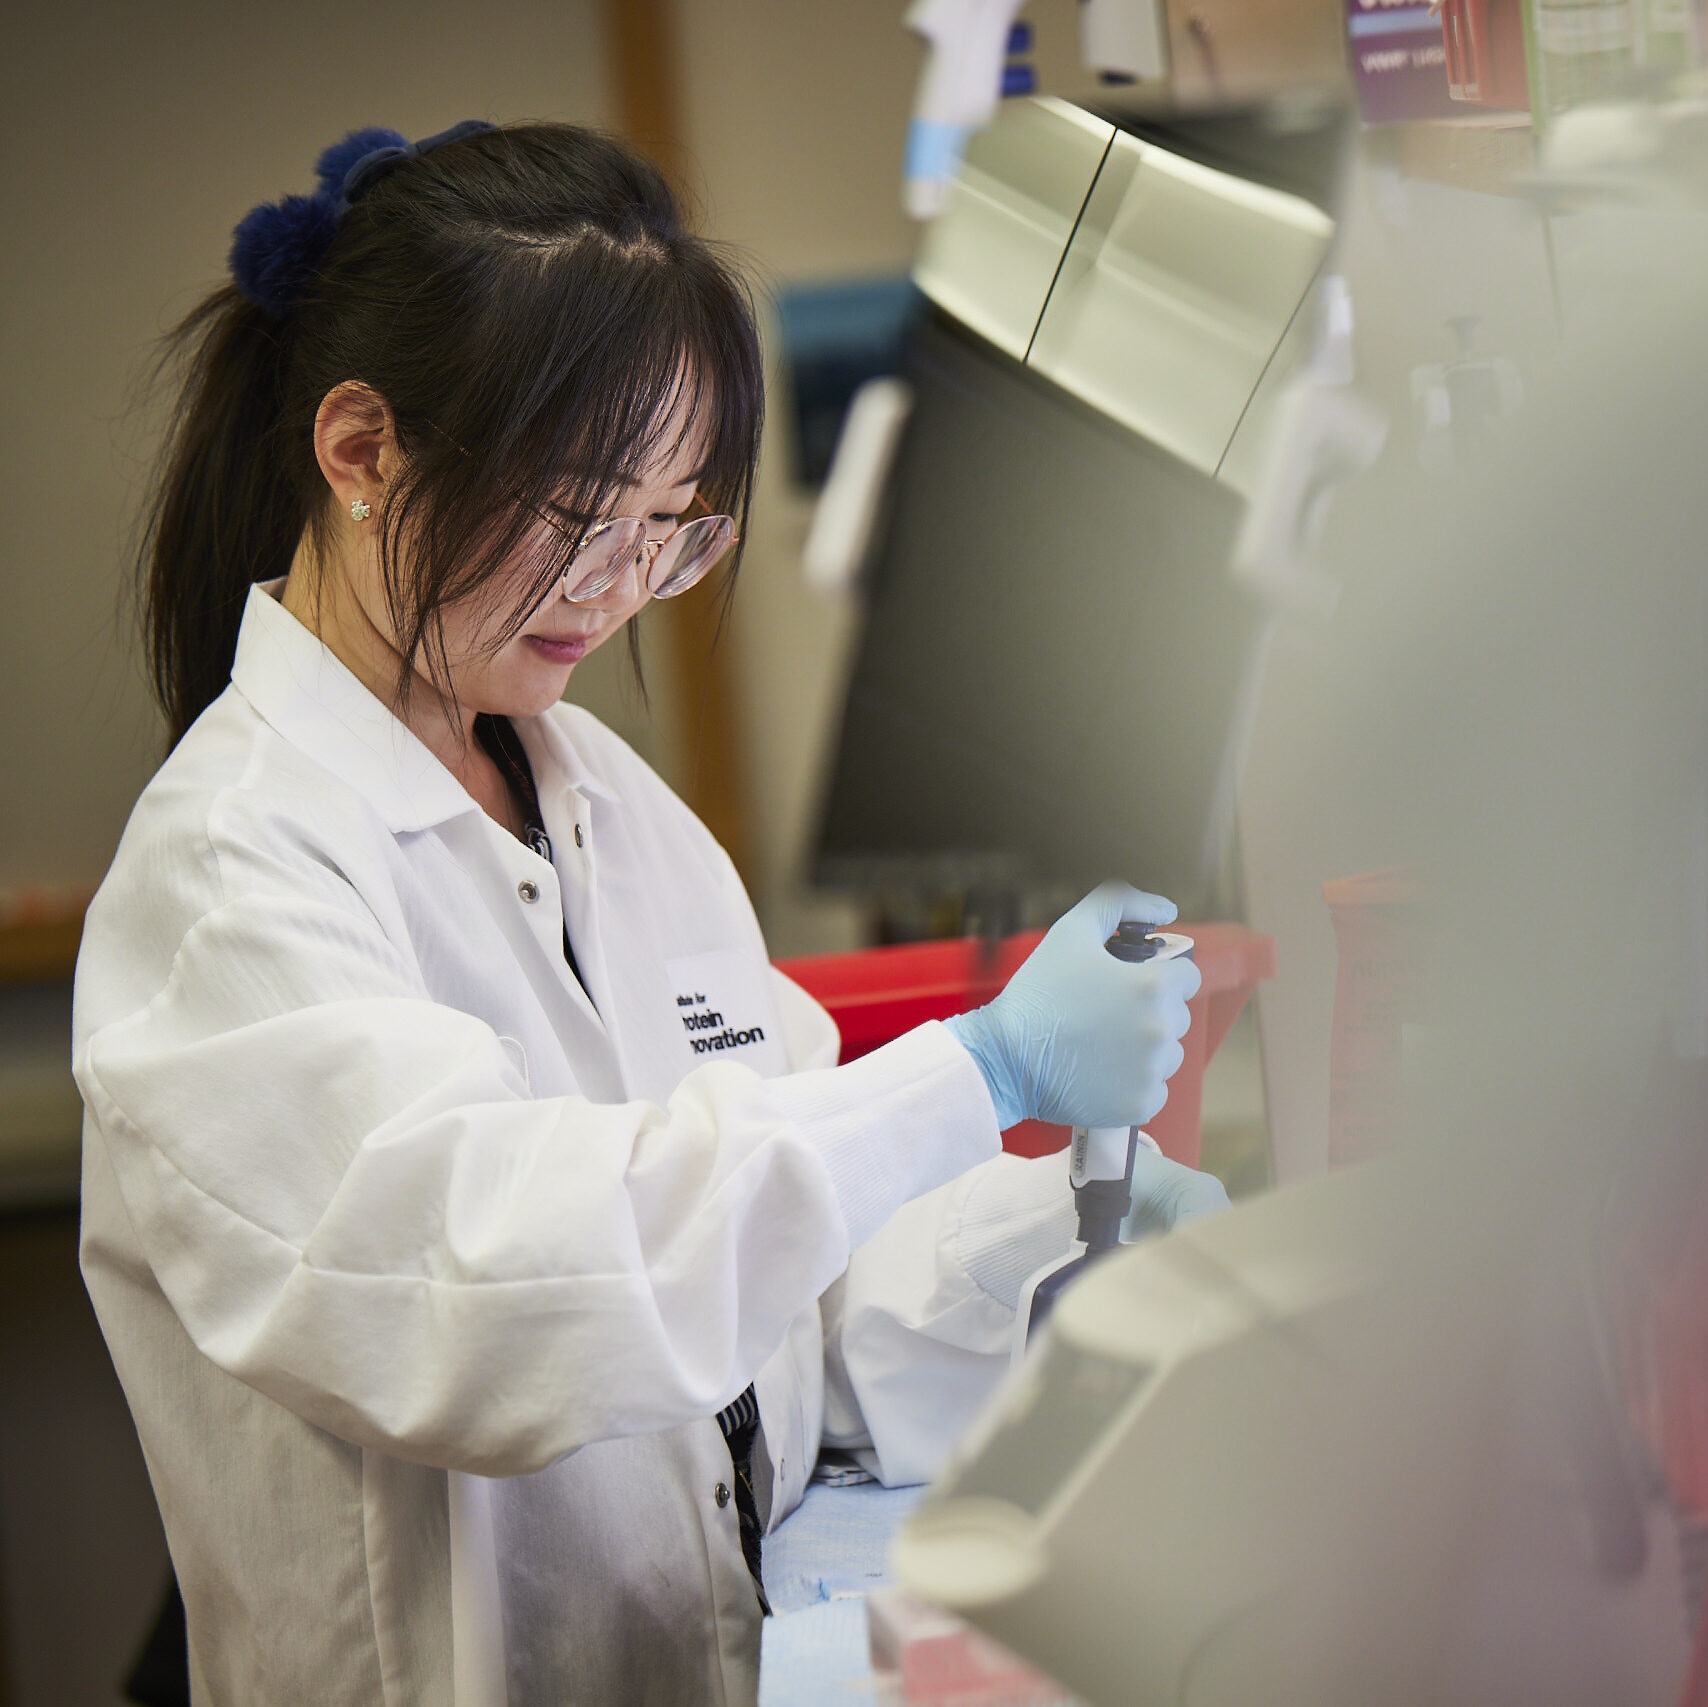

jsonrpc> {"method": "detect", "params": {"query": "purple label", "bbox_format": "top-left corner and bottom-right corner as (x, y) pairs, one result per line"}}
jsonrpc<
(1348, 0), (1461, 121)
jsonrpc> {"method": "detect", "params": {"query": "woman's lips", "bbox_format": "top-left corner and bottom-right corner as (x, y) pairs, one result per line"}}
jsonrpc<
(525, 633), (592, 665)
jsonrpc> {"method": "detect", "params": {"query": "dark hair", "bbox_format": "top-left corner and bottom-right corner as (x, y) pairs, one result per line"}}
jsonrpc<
(138, 123), (764, 745)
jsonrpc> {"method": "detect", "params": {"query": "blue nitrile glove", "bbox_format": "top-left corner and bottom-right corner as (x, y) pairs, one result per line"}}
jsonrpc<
(1123, 1147), (1231, 1240)
(943, 883), (1202, 1131)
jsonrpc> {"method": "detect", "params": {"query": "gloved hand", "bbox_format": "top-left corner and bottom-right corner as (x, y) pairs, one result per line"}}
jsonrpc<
(1122, 1146), (1231, 1240)
(943, 882), (1202, 1131)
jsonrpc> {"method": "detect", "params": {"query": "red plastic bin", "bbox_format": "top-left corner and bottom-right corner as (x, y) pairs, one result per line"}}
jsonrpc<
(775, 922), (1274, 1171)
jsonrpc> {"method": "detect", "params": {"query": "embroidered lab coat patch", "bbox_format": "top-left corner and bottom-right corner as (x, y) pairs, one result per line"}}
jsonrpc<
(666, 951), (788, 1077)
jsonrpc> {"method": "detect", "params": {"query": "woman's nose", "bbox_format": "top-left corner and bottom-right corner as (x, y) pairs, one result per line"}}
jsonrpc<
(572, 540), (655, 611)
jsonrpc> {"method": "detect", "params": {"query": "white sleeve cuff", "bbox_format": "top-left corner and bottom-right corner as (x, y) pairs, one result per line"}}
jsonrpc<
(766, 1021), (1002, 1250)
(952, 1150), (1078, 1313)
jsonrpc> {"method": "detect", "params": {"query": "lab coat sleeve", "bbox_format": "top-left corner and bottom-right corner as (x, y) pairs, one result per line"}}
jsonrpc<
(768, 965), (843, 1072)
(761, 963), (1080, 1489)
(76, 889), (999, 1478)
(823, 1148), (1079, 1487)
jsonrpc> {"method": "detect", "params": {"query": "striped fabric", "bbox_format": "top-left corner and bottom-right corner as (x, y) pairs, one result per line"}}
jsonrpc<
(717, 1383), (770, 1613)
(715, 1384), (759, 1438)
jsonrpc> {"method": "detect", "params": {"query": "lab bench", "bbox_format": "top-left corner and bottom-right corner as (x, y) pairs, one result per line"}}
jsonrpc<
(760, 1479), (925, 1705)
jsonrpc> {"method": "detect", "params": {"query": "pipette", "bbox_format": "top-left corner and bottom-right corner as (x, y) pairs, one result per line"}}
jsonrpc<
(1013, 921), (1195, 1361)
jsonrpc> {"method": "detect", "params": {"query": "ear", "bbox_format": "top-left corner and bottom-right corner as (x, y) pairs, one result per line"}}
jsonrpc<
(312, 382), (399, 516)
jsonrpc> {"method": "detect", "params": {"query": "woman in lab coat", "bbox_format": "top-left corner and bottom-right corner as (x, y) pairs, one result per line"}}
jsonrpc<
(75, 122), (1212, 1706)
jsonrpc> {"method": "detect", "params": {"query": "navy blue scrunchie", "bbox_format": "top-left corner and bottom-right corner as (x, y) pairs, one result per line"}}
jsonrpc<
(228, 119), (496, 319)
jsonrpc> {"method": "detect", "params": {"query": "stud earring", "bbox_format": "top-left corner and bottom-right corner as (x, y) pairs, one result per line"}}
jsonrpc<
(350, 498), (372, 522)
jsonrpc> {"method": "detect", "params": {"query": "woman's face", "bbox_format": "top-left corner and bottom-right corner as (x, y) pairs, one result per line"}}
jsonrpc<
(296, 382), (712, 747)
(435, 433), (705, 722)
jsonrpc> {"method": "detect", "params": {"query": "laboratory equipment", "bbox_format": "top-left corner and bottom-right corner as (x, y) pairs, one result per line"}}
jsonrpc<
(801, 377), (913, 597)
(893, 1163), (1396, 1706)
(1442, 0), (1531, 109)
(894, 1149), (1688, 1706)
(814, 97), (1346, 919)
(1013, 922), (1194, 1359)
(809, 309), (1252, 912)
(903, 0), (1030, 219)
(901, 0), (1169, 218)
(1080, 0), (1170, 86)
(888, 129), (1708, 1703)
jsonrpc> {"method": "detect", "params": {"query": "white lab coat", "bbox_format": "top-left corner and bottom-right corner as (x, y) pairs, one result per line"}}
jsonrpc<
(75, 585), (1077, 1706)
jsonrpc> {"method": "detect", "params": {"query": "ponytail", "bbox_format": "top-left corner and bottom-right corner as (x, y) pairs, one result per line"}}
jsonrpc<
(136, 288), (307, 745)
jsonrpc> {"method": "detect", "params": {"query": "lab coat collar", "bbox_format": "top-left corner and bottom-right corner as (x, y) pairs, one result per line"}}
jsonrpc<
(512, 706), (619, 810)
(229, 582), (484, 834)
(228, 583), (622, 832)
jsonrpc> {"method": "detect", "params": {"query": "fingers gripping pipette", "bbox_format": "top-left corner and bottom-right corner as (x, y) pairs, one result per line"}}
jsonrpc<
(1014, 921), (1195, 1361)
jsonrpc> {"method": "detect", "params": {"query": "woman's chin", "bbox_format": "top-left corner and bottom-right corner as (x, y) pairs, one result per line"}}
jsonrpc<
(459, 630), (609, 718)
(509, 663), (579, 716)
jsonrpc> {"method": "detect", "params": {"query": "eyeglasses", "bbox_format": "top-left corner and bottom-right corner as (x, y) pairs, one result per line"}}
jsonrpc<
(538, 493), (739, 604)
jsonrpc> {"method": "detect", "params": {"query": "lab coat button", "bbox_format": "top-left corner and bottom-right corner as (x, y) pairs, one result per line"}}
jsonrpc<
(517, 879), (540, 904)
(573, 823), (585, 848)
(714, 1482), (731, 1509)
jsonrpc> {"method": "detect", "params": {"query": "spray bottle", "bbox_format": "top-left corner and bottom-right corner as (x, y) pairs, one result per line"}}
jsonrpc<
(1013, 921), (1195, 1363)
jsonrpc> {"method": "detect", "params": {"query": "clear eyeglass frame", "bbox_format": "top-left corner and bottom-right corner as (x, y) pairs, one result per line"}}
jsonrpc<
(541, 496), (739, 604)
